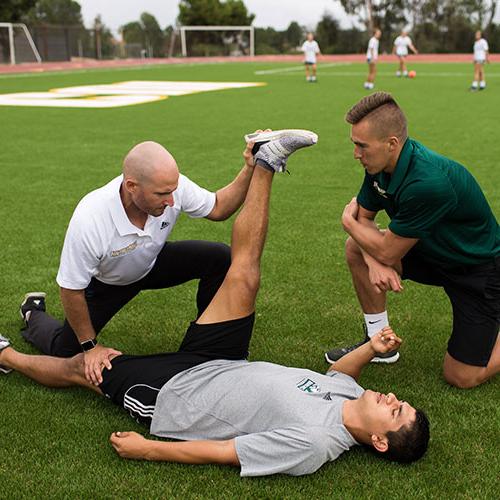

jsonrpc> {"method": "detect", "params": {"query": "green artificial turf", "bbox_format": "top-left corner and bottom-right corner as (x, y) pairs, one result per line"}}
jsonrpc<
(0, 61), (499, 499)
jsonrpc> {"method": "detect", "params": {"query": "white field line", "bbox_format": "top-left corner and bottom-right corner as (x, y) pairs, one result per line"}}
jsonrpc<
(254, 62), (352, 75)
(274, 70), (500, 77)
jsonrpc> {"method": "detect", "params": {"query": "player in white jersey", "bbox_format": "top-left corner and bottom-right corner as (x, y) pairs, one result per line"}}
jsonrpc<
(471, 30), (489, 91)
(392, 30), (418, 77)
(301, 32), (321, 82)
(364, 29), (382, 90)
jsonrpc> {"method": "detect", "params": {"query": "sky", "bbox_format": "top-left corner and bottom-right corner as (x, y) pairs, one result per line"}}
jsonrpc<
(77, 0), (357, 34)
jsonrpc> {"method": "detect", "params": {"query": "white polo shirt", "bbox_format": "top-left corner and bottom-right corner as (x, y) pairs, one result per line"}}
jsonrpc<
(473, 38), (489, 62)
(56, 174), (216, 289)
(394, 35), (412, 56)
(301, 40), (320, 64)
(366, 36), (379, 60)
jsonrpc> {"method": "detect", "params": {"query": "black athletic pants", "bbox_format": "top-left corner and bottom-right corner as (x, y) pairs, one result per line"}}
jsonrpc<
(22, 240), (231, 357)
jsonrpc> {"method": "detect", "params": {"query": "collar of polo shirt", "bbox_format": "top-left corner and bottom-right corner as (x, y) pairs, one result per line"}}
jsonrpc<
(386, 138), (413, 196)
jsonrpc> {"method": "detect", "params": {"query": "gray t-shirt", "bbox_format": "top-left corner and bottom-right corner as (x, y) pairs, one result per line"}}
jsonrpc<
(150, 359), (364, 477)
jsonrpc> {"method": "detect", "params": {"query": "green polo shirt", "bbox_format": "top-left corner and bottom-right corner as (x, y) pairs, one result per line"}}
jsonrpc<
(357, 138), (500, 268)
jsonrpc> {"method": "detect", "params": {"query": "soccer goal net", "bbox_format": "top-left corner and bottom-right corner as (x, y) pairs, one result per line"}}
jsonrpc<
(0, 23), (42, 64)
(179, 26), (254, 57)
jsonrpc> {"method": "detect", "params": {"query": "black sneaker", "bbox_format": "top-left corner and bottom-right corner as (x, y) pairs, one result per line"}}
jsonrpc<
(325, 325), (400, 365)
(0, 334), (12, 374)
(20, 292), (46, 325)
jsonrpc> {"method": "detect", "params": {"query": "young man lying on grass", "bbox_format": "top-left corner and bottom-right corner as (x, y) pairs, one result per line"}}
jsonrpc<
(0, 130), (429, 476)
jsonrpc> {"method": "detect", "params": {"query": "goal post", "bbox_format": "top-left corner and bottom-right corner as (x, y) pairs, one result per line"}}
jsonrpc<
(179, 25), (254, 57)
(0, 22), (42, 64)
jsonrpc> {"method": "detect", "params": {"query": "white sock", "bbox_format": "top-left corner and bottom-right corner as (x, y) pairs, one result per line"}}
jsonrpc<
(472, 81), (479, 88)
(364, 311), (389, 338)
(480, 80), (486, 88)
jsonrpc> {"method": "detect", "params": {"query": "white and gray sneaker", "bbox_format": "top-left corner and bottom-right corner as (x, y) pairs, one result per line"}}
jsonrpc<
(0, 334), (12, 374)
(245, 129), (318, 173)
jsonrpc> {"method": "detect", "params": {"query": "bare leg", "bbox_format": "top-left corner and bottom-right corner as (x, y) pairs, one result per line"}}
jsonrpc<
(368, 62), (376, 83)
(443, 333), (499, 389)
(312, 64), (317, 78)
(0, 347), (101, 394)
(345, 237), (387, 313)
(197, 167), (274, 324)
(305, 65), (310, 80)
(474, 63), (480, 82)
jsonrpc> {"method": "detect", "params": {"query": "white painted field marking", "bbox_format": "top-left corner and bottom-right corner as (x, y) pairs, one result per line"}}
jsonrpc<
(254, 62), (352, 75)
(0, 80), (265, 108)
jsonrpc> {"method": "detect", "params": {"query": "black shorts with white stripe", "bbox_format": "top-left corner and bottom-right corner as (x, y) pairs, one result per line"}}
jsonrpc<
(99, 314), (255, 426)
(99, 352), (210, 426)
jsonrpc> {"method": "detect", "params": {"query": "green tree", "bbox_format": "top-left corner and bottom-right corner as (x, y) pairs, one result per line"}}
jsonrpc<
(284, 21), (303, 50)
(316, 14), (340, 53)
(93, 14), (114, 58)
(27, 0), (84, 26)
(178, 0), (254, 26)
(141, 12), (165, 56)
(0, 0), (37, 22)
(121, 12), (165, 57)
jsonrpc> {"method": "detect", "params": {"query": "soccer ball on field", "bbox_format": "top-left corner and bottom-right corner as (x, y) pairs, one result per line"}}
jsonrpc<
(408, 70), (417, 78)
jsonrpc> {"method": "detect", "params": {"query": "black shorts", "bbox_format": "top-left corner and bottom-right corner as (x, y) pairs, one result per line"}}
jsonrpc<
(99, 314), (255, 425)
(402, 251), (500, 367)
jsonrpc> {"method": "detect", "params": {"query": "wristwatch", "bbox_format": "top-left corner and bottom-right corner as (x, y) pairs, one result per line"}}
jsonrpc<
(80, 338), (97, 352)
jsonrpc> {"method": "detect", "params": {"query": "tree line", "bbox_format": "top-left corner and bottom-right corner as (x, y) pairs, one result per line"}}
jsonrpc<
(1, 0), (499, 60)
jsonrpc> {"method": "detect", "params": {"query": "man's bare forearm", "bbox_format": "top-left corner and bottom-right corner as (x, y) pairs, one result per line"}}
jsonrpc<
(60, 287), (96, 343)
(208, 164), (254, 221)
(328, 342), (377, 381)
(345, 217), (397, 265)
(144, 439), (239, 466)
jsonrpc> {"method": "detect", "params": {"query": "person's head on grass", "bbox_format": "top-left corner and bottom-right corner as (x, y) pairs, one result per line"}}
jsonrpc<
(343, 389), (430, 464)
(122, 141), (179, 218)
(346, 91), (407, 176)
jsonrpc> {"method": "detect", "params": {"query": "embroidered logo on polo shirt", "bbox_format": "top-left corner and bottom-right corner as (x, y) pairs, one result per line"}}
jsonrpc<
(110, 241), (138, 257)
(160, 221), (170, 230)
(296, 378), (320, 393)
(373, 181), (388, 198)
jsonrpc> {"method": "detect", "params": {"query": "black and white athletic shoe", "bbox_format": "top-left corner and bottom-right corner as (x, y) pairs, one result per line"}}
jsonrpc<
(325, 325), (400, 365)
(245, 129), (318, 171)
(20, 292), (46, 325)
(245, 128), (318, 155)
(0, 334), (12, 374)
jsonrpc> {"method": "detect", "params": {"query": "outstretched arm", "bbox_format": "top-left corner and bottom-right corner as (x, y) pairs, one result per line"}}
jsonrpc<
(110, 432), (239, 466)
(205, 140), (256, 221)
(328, 328), (402, 381)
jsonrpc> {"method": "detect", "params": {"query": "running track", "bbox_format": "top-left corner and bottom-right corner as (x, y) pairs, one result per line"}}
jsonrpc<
(0, 53), (498, 75)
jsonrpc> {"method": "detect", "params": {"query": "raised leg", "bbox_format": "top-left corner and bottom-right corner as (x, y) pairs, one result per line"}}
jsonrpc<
(197, 167), (274, 324)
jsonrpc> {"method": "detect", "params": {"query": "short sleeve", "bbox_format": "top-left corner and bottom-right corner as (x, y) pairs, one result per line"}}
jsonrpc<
(56, 210), (103, 289)
(389, 177), (457, 238)
(176, 174), (216, 218)
(235, 427), (331, 477)
(357, 174), (384, 213)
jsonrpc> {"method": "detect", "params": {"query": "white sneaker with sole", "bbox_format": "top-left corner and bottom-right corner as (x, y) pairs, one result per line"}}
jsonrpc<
(0, 334), (12, 374)
(245, 129), (318, 173)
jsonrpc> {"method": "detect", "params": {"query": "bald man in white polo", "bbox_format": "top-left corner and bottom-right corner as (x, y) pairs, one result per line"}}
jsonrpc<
(21, 140), (257, 385)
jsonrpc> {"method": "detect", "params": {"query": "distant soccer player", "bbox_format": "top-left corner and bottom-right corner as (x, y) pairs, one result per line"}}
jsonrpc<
(301, 32), (321, 83)
(364, 29), (382, 90)
(392, 30), (418, 77)
(471, 30), (489, 91)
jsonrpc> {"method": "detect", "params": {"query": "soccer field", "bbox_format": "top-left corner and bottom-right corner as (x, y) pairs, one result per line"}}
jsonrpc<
(0, 61), (498, 499)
